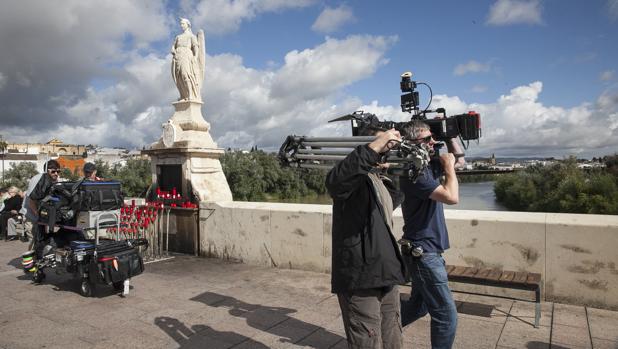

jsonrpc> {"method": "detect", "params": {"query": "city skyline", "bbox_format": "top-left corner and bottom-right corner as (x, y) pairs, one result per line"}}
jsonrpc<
(0, 0), (617, 158)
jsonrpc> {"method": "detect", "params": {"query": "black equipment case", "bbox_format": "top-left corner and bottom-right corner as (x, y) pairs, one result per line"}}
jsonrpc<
(77, 181), (123, 211)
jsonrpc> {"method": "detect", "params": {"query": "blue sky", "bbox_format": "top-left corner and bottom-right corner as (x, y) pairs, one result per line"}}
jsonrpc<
(205, 1), (617, 107)
(0, 0), (617, 158)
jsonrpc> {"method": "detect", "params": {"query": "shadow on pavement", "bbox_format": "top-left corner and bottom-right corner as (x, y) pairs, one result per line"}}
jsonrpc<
(190, 291), (345, 348)
(155, 316), (269, 348)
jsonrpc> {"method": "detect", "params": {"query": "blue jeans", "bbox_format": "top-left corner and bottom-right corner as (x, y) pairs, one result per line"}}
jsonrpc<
(405, 253), (458, 349)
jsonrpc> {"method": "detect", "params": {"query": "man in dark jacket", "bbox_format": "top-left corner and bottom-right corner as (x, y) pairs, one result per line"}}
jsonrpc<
(326, 129), (406, 349)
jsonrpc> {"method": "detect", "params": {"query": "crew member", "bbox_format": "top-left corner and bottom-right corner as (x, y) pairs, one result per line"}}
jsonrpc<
(326, 128), (406, 349)
(0, 186), (23, 241)
(82, 162), (101, 181)
(27, 160), (61, 255)
(399, 120), (464, 349)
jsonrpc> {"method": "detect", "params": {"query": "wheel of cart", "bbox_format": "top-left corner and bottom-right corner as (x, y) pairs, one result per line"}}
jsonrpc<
(79, 278), (95, 297)
(112, 281), (124, 291)
(32, 269), (46, 284)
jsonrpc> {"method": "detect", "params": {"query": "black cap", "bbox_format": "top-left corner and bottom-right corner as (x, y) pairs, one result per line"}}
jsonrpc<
(83, 162), (97, 174)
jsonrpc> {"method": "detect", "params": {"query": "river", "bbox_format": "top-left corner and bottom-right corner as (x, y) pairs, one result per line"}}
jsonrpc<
(445, 181), (507, 211)
(278, 181), (507, 211)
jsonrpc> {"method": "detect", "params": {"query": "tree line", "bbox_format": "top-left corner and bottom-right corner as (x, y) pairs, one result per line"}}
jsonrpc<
(1, 158), (152, 198)
(494, 155), (618, 214)
(220, 150), (326, 201)
(4, 151), (617, 214)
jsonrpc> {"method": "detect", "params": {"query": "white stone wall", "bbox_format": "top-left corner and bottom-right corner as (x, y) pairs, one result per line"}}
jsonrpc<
(199, 201), (618, 310)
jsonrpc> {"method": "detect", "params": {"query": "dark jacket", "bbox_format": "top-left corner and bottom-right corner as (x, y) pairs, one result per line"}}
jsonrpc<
(1, 195), (23, 214)
(326, 144), (406, 293)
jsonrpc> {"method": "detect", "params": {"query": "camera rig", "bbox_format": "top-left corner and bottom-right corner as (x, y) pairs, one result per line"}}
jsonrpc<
(278, 71), (482, 180)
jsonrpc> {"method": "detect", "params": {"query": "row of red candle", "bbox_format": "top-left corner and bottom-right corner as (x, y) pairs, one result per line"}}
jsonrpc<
(156, 187), (181, 200)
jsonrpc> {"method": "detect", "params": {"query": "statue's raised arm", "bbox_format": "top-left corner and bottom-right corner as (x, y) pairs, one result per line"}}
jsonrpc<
(171, 18), (204, 102)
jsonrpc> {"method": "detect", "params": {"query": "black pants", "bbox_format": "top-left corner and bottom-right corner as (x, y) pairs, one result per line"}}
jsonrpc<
(337, 285), (403, 349)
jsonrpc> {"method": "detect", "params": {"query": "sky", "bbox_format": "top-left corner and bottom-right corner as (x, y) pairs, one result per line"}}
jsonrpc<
(0, 0), (617, 158)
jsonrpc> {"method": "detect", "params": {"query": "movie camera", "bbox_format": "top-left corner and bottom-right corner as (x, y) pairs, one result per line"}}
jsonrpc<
(278, 71), (482, 180)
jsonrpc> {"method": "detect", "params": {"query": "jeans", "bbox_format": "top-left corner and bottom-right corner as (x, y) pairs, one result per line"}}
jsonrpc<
(337, 286), (403, 349)
(404, 253), (458, 349)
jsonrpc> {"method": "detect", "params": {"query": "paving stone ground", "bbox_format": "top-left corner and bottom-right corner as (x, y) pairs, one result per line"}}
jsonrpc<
(1, 240), (617, 349)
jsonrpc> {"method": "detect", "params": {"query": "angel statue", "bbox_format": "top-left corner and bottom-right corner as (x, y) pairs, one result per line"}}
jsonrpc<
(171, 18), (205, 102)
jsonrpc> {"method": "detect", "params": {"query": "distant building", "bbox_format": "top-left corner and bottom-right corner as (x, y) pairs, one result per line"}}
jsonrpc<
(8, 138), (86, 157)
(87, 147), (149, 166)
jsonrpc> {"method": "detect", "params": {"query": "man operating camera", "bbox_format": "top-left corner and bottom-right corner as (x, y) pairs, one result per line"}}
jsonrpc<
(399, 119), (464, 349)
(326, 128), (407, 349)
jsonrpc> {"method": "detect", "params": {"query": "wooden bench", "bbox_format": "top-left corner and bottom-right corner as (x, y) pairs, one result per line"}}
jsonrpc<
(446, 265), (542, 328)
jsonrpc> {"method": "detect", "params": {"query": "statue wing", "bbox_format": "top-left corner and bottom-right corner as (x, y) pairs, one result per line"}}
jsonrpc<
(197, 30), (206, 84)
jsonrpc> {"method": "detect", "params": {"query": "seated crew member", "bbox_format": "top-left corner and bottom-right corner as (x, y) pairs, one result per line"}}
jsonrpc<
(82, 162), (102, 181)
(0, 186), (23, 241)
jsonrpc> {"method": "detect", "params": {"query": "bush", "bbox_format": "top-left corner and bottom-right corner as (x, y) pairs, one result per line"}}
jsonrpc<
(220, 150), (327, 202)
(494, 157), (618, 214)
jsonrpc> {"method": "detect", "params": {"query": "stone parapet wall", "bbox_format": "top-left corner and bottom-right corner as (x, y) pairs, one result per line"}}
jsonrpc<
(199, 201), (618, 310)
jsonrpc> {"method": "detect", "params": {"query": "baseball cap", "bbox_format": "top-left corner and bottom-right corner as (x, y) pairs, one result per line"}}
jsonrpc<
(83, 162), (97, 173)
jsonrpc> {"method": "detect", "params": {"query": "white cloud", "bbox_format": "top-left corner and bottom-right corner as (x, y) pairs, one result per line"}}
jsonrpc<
(271, 35), (397, 101)
(487, 0), (543, 26)
(600, 69), (615, 81)
(181, 0), (315, 35)
(311, 5), (355, 33)
(454, 60), (491, 76)
(3, 33), (395, 150)
(448, 82), (618, 157)
(0, 72), (6, 90)
(609, 0), (618, 20)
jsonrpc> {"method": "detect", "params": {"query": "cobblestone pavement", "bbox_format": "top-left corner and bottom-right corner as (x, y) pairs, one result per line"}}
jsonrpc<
(1, 240), (617, 348)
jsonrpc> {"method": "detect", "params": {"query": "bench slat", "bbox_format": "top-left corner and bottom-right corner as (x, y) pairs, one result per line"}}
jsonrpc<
(486, 269), (502, 281)
(526, 273), (542, 286)
(462, 267), (479, 278)
(512, 272), (529, 284)
(449, 266), (468, 277)
(474, 268), (493, 279)
(499, 270), (515, 282)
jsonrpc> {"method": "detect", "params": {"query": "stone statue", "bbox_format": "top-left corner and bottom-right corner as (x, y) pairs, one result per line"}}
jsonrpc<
(171, 18), (205, 102)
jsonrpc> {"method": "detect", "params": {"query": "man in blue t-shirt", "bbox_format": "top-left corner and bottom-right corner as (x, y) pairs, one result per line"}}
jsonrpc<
(399, 120), (464, 349)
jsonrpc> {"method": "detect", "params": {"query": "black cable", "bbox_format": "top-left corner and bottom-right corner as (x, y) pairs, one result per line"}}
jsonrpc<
(417, 82), (433, 116)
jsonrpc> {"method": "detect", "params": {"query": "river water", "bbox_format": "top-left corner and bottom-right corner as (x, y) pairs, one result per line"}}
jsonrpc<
(445, 181), (507, 211)
(283, 181), (507, 211)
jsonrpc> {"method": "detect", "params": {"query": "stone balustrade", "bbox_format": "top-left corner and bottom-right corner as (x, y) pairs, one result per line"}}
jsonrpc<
(196, 201), (618, 310)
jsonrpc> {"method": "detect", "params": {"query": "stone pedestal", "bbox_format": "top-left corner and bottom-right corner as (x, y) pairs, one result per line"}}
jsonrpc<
(144, 100), (233, 202)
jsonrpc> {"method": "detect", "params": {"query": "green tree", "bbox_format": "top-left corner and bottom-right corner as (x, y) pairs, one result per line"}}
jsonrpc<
(60, 167), (80, 181)
(494, 158), (618, 214)
(2, 162), (39, 190)
(220, 150), (327, 202)
(93, 159), (111, 179)
(107, 158), (152, 197)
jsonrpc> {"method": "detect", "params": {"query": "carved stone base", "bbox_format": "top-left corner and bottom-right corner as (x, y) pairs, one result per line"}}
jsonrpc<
(150, 100), (217, 149)
(142, 148), (233, 202)
(144, 100), (233, 202)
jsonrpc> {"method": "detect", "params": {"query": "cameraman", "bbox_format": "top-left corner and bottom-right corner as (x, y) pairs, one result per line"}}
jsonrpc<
(26, 160), (61, 255)
(326, 129), (406, 349)
(399, 120), (464, 349)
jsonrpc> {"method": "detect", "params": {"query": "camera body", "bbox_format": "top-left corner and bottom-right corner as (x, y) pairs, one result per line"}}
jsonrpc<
(423, 109), (481, 142)
(399, 71), (481, 142)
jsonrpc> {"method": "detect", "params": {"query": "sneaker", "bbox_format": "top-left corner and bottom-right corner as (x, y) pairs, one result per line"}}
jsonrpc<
(7, 236), (18, 241)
